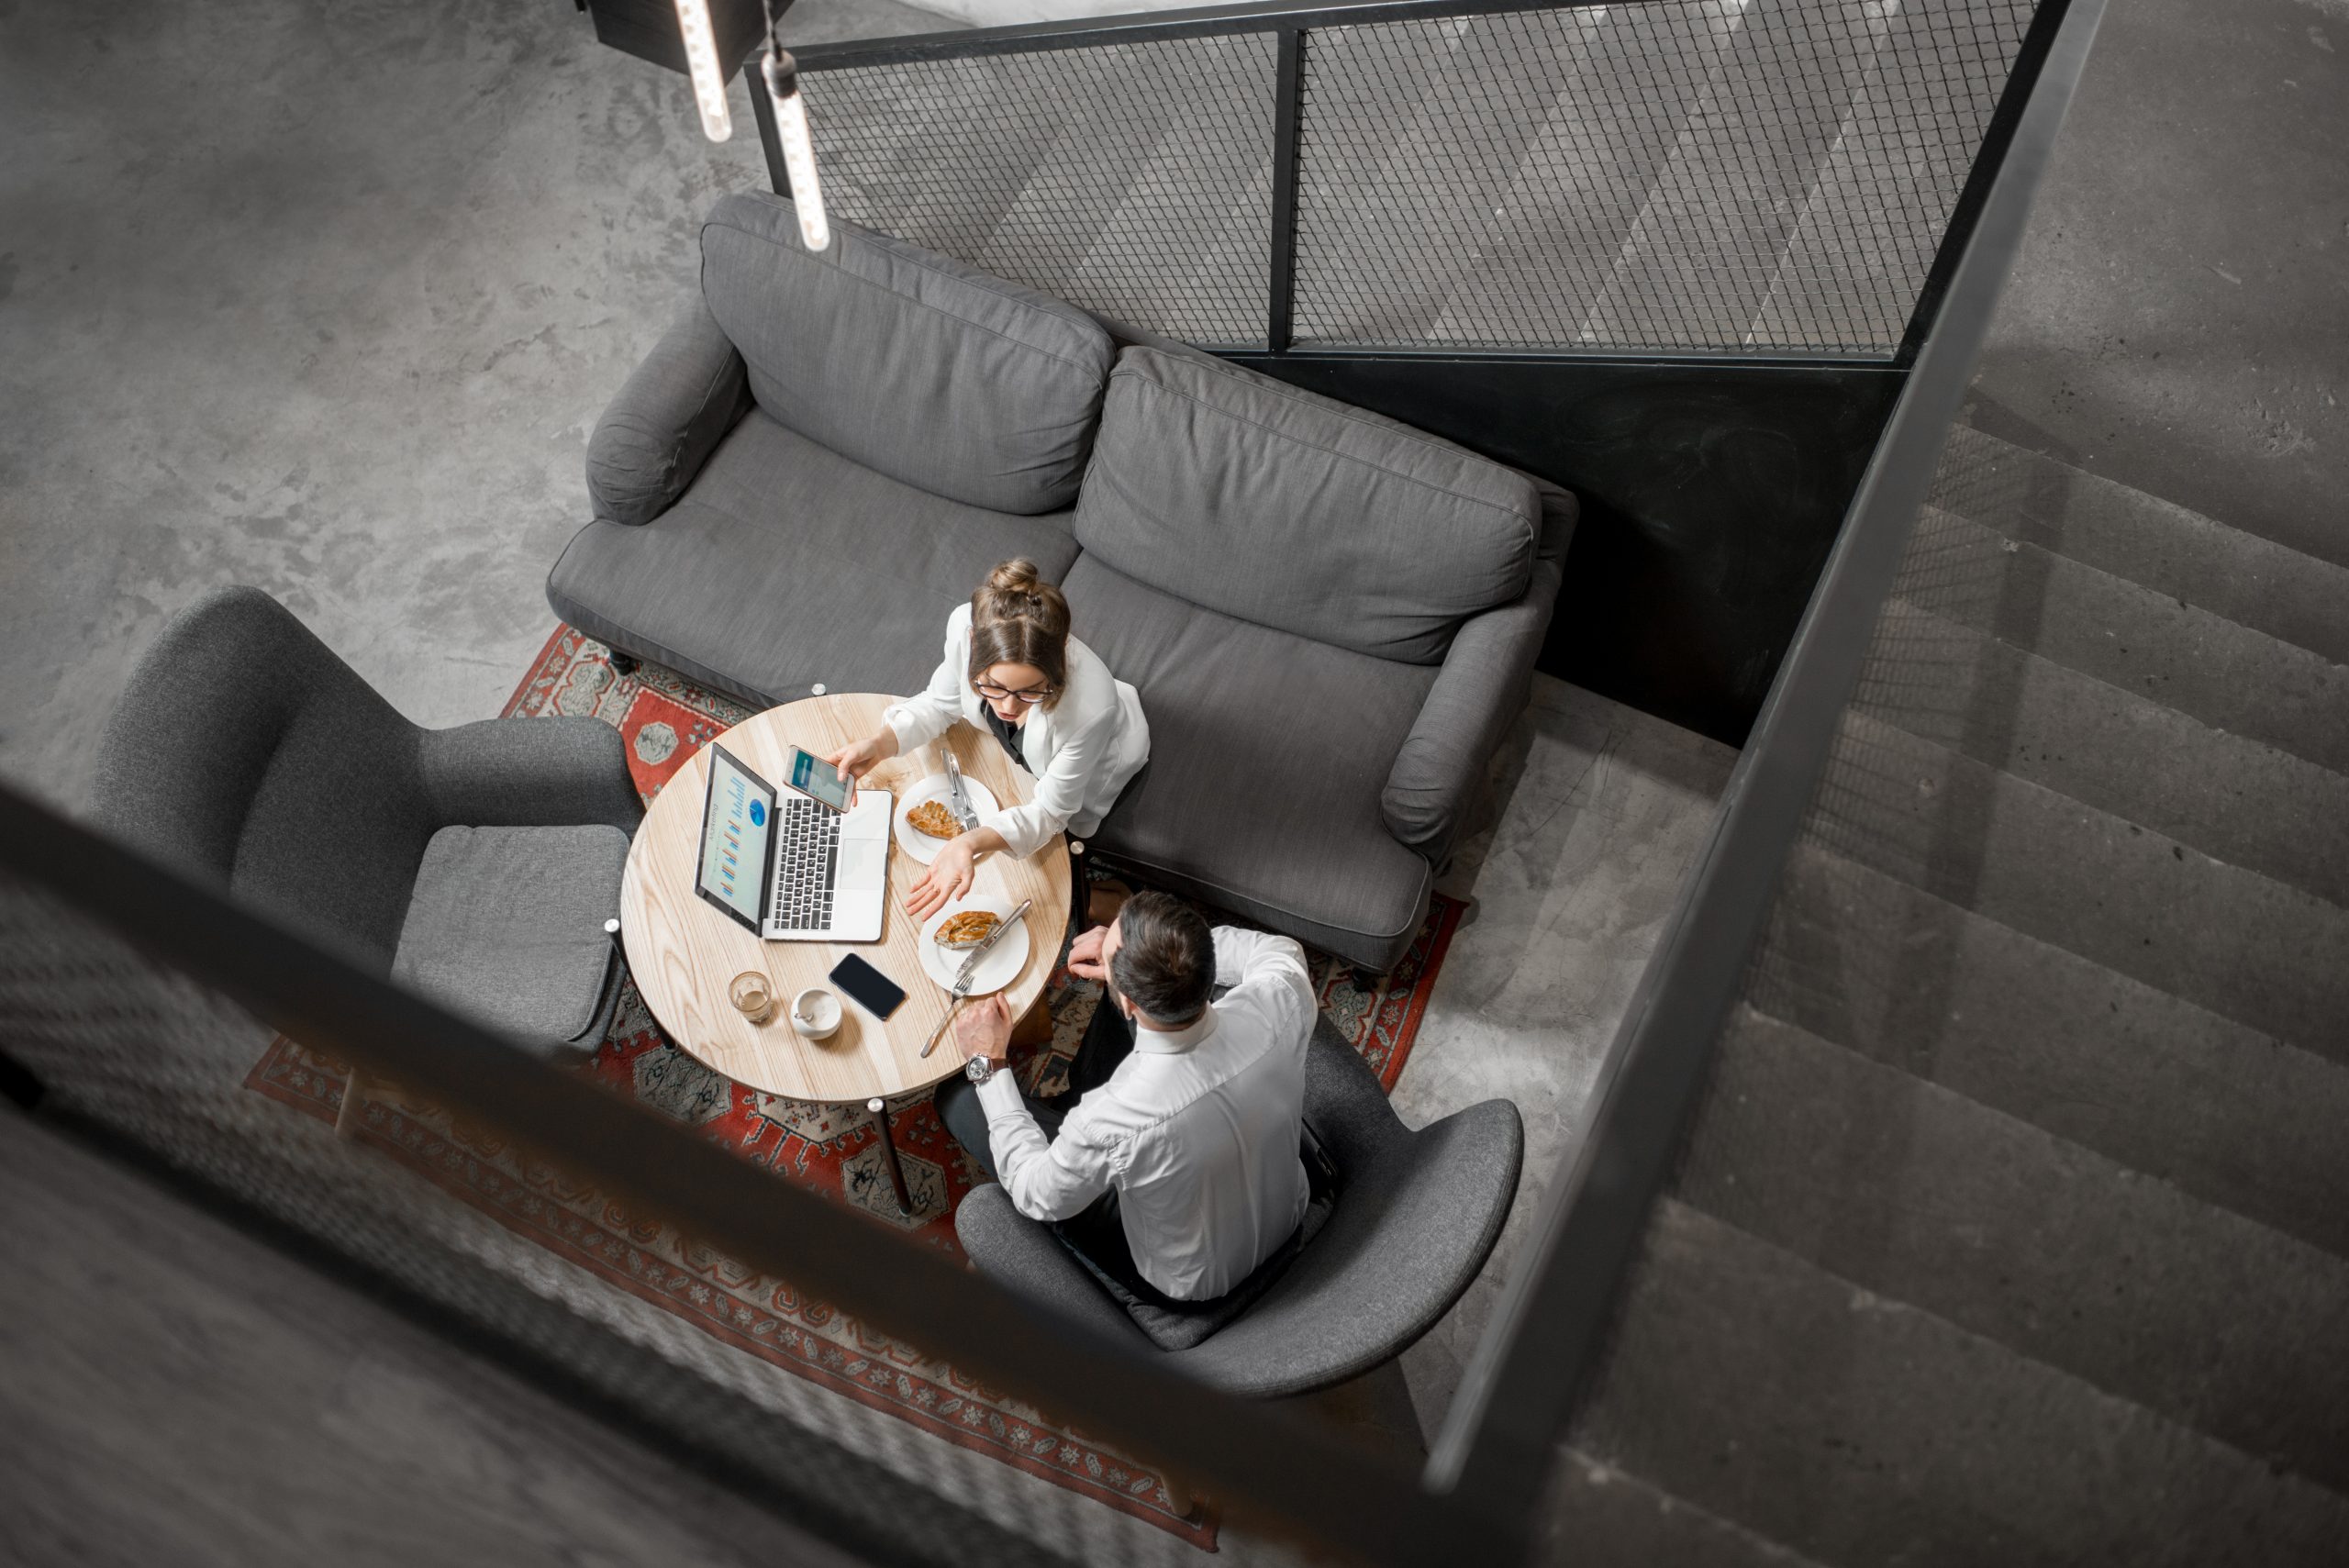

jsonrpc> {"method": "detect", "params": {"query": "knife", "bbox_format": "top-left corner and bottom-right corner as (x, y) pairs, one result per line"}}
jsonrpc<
(920, 897), (1034, 1057)
(942, 751), (981, 832)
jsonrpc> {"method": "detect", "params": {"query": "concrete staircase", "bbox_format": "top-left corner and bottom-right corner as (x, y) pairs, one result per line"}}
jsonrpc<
(1546, 423), (2349, 1563)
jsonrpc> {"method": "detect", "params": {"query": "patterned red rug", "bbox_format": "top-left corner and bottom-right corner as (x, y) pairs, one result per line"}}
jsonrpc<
(245, 626), (1463, 1549)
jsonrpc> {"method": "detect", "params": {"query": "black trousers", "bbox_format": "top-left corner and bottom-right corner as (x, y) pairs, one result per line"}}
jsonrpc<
(934, 996), (1174, 1304)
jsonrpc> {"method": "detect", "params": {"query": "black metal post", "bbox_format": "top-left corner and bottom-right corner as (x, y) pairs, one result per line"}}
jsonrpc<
(746, 58), (791, 197)
(866, 1096), (915, 1213)
(1266, 26), (1304, 352)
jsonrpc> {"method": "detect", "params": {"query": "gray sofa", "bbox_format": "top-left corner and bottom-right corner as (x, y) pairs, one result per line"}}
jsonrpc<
(550, 192), (1572, 973)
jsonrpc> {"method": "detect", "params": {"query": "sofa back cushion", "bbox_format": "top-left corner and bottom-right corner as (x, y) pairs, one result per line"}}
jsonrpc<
(1073, 347), (1541, 662)
(698, 193), (1114, 515)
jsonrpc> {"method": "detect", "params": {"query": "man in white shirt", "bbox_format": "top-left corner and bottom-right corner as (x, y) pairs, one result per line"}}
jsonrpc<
(934, 891), (1316, 1304)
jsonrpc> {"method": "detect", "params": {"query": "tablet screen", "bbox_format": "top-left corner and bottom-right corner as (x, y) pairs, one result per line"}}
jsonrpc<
(698, 746), (774, 928)
(785, 745), (854, 812)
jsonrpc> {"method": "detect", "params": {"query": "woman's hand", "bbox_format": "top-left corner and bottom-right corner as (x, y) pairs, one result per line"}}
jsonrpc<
(904, 835), (980, 921)
(824, 731), (896, 786)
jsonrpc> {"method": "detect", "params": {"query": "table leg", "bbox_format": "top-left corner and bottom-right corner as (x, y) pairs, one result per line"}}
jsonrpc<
(336, 1065), (371, 1140)
(866, 1096), (913, 1214)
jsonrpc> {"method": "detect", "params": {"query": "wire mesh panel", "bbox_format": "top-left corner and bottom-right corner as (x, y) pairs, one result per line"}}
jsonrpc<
(803, 36), (1279, 347)
(1293, 0), (2040, 354)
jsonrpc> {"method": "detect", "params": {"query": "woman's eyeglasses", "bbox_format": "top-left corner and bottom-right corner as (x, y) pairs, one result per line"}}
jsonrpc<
(974, 681), (1054, 706)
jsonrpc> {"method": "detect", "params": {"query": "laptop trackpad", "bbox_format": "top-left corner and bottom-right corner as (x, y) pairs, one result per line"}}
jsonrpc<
(838, 836), (887, 892)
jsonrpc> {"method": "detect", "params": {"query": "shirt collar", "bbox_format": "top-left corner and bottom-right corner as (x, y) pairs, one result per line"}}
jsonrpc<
(1131, 1006), (1218, 1054)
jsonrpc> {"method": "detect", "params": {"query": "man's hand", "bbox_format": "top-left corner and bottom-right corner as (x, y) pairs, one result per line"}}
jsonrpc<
(824, 732), (895, 785)
(1066, 924), (1110, 982)
(955, 994), (1013, 1064)
(905, 836), (977, 920)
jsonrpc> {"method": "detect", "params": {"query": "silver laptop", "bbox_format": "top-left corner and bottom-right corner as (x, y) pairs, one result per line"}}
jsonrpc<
(696, 743), (892, 942)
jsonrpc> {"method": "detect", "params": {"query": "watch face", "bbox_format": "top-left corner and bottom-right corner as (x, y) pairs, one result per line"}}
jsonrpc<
(964, 1055), (990, 1084)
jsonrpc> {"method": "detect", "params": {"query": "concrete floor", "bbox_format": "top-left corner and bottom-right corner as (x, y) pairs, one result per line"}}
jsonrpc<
(0, 0), (1731, 1560)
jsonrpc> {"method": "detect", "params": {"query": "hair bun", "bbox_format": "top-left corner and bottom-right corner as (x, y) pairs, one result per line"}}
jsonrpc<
(985, 559), (1041, 595)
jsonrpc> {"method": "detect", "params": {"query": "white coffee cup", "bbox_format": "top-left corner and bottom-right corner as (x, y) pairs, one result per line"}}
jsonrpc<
(791, 987), (842, 1040)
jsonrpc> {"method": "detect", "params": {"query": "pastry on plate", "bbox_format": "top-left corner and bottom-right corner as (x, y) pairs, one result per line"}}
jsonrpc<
(906, 799), (964, 840)
(937, 910), (1001, 947)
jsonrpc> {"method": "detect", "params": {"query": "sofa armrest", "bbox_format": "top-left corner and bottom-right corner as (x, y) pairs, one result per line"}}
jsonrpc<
(585, 295), (751, 526)
(419, 718), (643, 835)
(1380, 484), (1575, 862)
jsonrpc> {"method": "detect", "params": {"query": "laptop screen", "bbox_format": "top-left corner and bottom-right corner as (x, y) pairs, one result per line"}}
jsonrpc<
(697, 745), (774, 929)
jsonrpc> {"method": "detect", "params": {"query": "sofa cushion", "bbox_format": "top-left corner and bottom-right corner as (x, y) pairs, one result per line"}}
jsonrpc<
(394, 825), (629, 1053)
(1064, 555), (1438, 973)
(1073, 346), (1542, 664)
(549, 410), (1082, 711)
(699, 192), (1114, 515)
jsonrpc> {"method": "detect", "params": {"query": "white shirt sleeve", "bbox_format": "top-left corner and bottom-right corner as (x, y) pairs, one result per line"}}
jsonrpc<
(978, 706), (1110, 860)
(882, 616), (967, 756)
(1210, 926), (1317, 1047)
(974, 1071), (1119, 1222)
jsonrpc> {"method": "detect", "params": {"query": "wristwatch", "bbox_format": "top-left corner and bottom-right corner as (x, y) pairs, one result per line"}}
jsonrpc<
(964, 1054), (999, 1086)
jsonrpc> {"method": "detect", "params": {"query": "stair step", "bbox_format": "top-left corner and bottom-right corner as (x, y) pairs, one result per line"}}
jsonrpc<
(1852, 595), (2349, 908)
(1931, 425), (2349, 665)
(1542, 1448), (1828, 1568)
(1896, 505), (2349, 778)
(1420, 4), (1743, 345)
(1808, 709), (2349, 1056)
(1580, 0), (1886, 349)
(1751, 840), (2349, 1262)
(1574, 1200), (2349, 1568)
(1747, 0), (2024, 350)
(1678, 1006), (2349, 1490)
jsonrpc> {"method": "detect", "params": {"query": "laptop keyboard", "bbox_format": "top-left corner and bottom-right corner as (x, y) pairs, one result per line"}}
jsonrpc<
(769, 796), (841, 930)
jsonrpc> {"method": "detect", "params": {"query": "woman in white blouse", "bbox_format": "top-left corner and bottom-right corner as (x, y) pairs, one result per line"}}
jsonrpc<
(826, 560), (1150, 920)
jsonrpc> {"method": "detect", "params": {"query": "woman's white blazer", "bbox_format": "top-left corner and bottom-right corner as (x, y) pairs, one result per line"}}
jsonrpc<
(881, 603), (1150, 859)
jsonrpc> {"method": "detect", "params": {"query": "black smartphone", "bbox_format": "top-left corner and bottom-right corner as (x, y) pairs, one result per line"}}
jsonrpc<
(828, 953), (906, 1021)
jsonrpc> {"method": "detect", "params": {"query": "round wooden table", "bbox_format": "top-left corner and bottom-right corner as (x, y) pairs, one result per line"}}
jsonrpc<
(620, 693), (1073, 1118)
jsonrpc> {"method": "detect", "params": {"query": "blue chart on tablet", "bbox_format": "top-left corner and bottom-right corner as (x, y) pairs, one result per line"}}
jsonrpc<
(698, 746), (773, 928)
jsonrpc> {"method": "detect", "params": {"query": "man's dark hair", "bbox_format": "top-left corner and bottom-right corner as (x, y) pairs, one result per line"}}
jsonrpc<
(1108, 891), (1215, 1026)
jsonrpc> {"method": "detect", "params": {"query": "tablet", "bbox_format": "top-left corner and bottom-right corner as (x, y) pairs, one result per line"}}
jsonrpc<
(696, 744), (776, 933)
(784, 744), (855, 813)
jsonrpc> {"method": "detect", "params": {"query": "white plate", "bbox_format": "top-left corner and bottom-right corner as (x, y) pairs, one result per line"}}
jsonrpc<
(918, 896), (1031, 997)
(893, 773), (1001, 864)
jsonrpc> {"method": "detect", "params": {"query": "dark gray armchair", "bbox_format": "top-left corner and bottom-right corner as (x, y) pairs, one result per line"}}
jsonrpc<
(88, 585), (642, 1076)
(954, 1019), (1524, 1398)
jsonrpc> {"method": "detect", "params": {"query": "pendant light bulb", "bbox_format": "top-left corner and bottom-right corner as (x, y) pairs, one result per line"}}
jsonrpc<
(763, 48), (830, 251)
(673, 0), (732, 142)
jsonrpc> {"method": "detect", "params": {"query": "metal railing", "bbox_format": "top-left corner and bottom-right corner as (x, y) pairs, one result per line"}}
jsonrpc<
(774, 0), (2044, 359)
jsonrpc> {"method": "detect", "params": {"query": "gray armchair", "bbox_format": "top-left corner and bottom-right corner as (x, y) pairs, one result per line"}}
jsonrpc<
(954, 1018), (1524, 1398)
(88, 585), (642, 1070)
